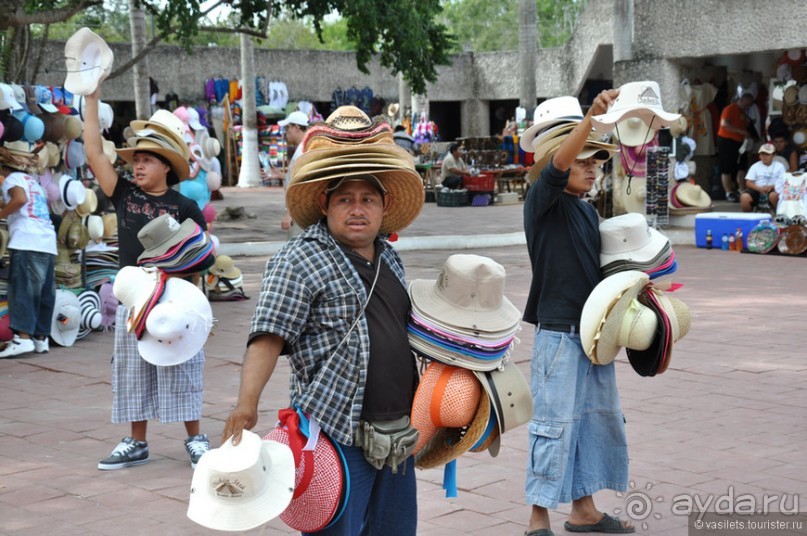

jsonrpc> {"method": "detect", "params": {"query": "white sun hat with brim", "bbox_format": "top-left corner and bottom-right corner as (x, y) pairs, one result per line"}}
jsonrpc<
(59, 173), (87, 211)
(130, 109), (191, 160)
(674, 182), (712, 209)
(592, 287), (658, 366)
(187, 429), (295, 532)
(592, 81), (681, 133)
(113, 266), (162, 333)
(408, 254), (521, 334)
(51, 289), (81, 347)
(519, 96), (585, 153)
(63, 27), (114, 96)
(580, 270), (650, 365)
(599, 213), (670, 268)
(137, 277), (213, 366)
(612, 116), (658, 147)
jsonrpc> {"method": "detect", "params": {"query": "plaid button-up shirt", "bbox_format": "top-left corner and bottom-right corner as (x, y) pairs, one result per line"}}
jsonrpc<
(249, 221), (407, 445)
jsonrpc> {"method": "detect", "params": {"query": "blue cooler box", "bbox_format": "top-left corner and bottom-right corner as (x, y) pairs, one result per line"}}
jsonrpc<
(694, 212), (771, 249)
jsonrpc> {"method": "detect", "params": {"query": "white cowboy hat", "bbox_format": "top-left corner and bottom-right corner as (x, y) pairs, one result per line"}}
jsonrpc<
(675, 183), (712, 209)
(51, 289), (81, 347)
(137, 277), (213, 366)
(408, 254), (521, 334)
(599, 213), (670, 268)
(580, 270), (650, 365)
(129, 109), (191, 160)
(519, 96), (585, 153)
(592, 81), (681, 133)
(187, 430), (295, 532)
(63, 27), (114, 96)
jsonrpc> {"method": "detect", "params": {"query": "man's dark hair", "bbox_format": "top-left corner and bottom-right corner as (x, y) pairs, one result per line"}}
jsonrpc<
(449, 143), (460, 153)
(394, 125), (406, 132)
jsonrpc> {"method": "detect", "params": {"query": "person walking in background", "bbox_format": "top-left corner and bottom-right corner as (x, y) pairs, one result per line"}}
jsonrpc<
(522, 90), (634, 535)
(279, 110), (309, 238)
(83, 81), (212, 471)
(717, 91), (754, 202)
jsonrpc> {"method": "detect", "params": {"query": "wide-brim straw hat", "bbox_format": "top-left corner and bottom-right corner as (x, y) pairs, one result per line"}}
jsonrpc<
(415, 388), (490, 469)
(592, 81), (681, 133)
(595, 285), (658, 366)
(613, 116), (658, 147)
(130, 109), (191, 159)
(580, 270), (650, 365)
(526, 136), (618, 182)
(45, 142), (61, 168)
(51, 289), (81, 347)
(117, 137), (190, 181)
(63, 27), (114, 96)
(410, 362), (482, 456)
(675, 183), (711, 208)
(408, 254), (521, 334)
(188, 430), (295, 532)
(102, 138), (117, 165)
(599, 213), (670, 268)
(286, 105), (423, 234)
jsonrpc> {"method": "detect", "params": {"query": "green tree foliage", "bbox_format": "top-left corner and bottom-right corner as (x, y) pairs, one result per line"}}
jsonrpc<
(3, 0), (455, 94)
(439, 0), (587, 52)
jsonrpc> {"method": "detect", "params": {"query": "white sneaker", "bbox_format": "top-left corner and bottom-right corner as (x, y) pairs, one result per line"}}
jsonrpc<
(0, 335), (35, 358)
(33, 338), (49, 354)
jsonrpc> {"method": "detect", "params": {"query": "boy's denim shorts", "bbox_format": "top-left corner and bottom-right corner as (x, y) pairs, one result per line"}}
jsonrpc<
(526, 324), (629, 509)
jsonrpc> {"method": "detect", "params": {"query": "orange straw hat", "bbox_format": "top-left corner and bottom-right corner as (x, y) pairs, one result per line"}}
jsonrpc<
(410, 362), (481, 456)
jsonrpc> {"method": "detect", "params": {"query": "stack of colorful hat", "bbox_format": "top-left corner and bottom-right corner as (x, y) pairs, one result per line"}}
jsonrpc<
(136, 214), (214, 275)
(285, 105), (424, 235)
(119, 109), (191, 182)
(599, 213), (676, 280)
(581, 270), (691, 376)
(407, 254), (521, 371)
(204, 255), (249, 301)
(519, 96), (619, 182)
(407, 255), (532, 496)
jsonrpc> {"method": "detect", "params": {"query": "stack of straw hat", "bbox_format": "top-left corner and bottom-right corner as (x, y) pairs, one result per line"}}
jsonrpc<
(119, 109), (191, 182)
(519, 96), (618, 180)
(285, 105), (424, 235)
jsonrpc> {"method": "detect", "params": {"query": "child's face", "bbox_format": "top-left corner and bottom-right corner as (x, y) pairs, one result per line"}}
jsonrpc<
(772, 137), (787, 153)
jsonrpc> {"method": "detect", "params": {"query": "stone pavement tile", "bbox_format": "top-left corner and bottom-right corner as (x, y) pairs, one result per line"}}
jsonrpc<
(425, 508), (511, 533)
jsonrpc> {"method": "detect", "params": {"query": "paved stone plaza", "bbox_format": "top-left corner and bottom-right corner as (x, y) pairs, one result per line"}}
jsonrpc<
(1, 187), (805, 535)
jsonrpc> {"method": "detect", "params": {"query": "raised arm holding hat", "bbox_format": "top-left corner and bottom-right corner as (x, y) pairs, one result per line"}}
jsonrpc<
(82, 74), (212, 472)
(522, 89), (634, 535)
(223, 105), (424, 534)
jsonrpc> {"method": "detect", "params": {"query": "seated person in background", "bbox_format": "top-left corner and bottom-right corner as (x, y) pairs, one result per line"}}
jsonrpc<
(741, 143), (785, 213)
(393, 125), (417, 155)
(770, 132), (799, 172)
(440, 143), (468, 189)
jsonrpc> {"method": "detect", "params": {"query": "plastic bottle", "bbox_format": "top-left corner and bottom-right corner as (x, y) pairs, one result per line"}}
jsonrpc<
(706, 229), (713, 250)
(735, 227), (743, 253)
(722, 233), (729, 251)
(728, 233), (736, 251)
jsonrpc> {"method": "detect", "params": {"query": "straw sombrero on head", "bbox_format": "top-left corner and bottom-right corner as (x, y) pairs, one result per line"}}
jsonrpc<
(286, 105), (424, 234)
(117, 136), (190, 182)
(527, 135), (618, 182)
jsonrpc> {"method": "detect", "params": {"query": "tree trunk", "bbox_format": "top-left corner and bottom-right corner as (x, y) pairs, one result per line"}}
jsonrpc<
(128, 0), (151, 119)
(237, 32), (261, 188)
(518, 0), (537, 119)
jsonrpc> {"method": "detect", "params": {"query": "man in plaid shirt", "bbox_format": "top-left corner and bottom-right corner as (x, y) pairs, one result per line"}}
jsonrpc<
(224, 105), (425, 536)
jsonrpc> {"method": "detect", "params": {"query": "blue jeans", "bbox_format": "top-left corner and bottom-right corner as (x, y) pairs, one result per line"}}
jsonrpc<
(525, 325), (628, 509)
(305, 445), (417, 536)
(7, 249), (56, 338)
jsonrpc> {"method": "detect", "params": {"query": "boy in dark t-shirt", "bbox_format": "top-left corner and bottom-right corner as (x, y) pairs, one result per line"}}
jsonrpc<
(84, 84), (211, 471)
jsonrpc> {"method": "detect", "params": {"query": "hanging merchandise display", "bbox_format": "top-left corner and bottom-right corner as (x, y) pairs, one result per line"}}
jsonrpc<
(645, 147), (670, 227)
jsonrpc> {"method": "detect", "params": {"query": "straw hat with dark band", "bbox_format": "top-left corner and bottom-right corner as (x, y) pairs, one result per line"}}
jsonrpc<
(286, 105), (424, 234)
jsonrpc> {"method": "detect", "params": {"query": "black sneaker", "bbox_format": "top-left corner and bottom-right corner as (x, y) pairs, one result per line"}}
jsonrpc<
(98, 436), (149, 470)
(725, 191), (739, 203)
(185, 434), (210, 468)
